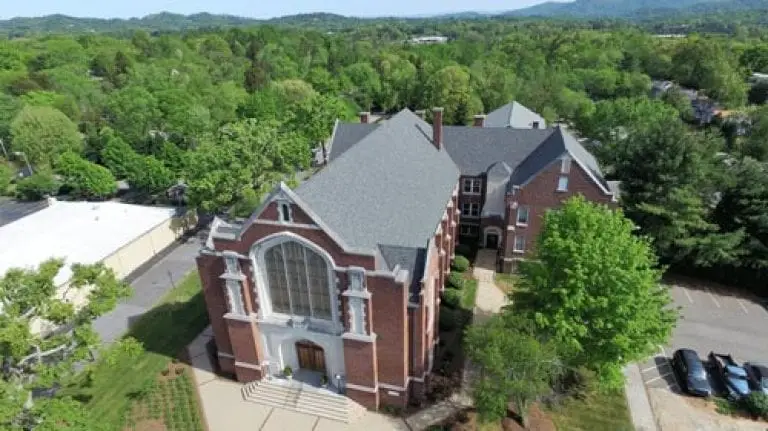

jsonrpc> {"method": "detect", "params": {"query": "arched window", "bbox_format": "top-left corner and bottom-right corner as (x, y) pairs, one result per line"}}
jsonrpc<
(263, 241), (332, 320)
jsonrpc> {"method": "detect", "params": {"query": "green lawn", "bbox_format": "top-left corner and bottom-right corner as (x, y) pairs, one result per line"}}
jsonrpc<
(494, 273), (517, 294)
(548, 389), (634, 431)
(65, 270), (209, 429)
(460, 277), (479, 310)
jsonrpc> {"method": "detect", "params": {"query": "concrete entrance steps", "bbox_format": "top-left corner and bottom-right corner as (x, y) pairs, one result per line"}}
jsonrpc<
(241, 379), (366, 423)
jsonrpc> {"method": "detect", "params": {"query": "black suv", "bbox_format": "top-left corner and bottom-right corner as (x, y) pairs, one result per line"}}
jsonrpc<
(672, 349), (712, 397)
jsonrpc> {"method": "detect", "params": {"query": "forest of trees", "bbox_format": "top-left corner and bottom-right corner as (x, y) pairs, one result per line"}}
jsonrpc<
(0, 18), (768, 290)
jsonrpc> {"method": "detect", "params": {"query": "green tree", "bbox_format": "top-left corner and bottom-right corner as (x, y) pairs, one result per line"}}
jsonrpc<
(0, 163), (12, 195)
(513, 197), (677, 388)
(427, 65), (482, 125)
(743, 105), (768, 161)
(0, 259), (132, 428)
(55, 152), (117, 199)
(465, 315), (562, 425)
(105, 86), (159, 146)
(15, 171), (60, 201)
(9, 106), (82, 166)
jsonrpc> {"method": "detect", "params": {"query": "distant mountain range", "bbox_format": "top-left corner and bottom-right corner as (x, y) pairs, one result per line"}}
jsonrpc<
(3, 1), (768, 36)
(508, 0), (768, 18)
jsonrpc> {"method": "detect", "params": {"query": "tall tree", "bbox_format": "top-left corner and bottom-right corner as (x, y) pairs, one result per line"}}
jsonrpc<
(513, 197), (677, 388)
(9, 105), (82, 166)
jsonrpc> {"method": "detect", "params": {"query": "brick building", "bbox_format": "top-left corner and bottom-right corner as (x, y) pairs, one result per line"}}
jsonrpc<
(196, 103), (617, 411)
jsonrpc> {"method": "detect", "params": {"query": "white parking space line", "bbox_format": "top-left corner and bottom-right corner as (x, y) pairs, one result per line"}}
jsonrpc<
(642, 365), (659, 373)
(683, 288), (694, 304)
(705, 288), (721, 308)
(737, 299), (749, 314)
(645, 372), (674, 384)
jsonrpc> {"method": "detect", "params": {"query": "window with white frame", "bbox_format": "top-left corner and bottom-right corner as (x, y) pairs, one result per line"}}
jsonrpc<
(513, 236), (526, 253)
(462, 178), (482, 195)
(557, 176), (569, 192)
(348, 297), (366, 335)
(461, 202), (480, 217)
(263, 241), (332, 320)
(224, 255), (240, 273)
(426, 278), (436, 331)
(460, 225), (479, 236)
(226, 280), (245, 315)
(278, 202), (292, 223)
(516, 206), (530, 225)
(561, 157), (571, 174)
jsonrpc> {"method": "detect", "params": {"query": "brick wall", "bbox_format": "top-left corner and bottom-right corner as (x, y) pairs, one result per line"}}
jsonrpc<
(502, 160), (614, 269)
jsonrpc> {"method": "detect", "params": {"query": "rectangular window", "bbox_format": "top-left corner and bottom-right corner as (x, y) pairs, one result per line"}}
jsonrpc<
(513, 236), (526, 253)
(426, 278), (436, 331)
(226, 280), (245, 315)
(516, 206), (530, 225)
(224, 255), (239, 273)
(462, 178), (482, 194)
(460, 225), (479, 236)
(561, 157), (571, 174)
(461, 202), (480, 218)
(557, 176), (569, 192)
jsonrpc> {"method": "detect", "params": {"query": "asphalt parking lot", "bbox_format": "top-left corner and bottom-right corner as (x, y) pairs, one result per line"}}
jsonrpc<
(641, 279), (768, 393)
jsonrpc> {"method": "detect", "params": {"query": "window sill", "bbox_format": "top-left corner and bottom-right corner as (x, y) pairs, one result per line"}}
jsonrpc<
(512, 250), (526, 254)
(556, 189), (568, 193)
(342, 332), (377, 343)
(515, 223), (528, 228)
(342, 289), (372, 299)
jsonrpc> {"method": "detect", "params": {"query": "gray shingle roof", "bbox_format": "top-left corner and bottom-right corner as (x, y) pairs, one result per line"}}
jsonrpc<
(509, 127), (609, 191)
(327, 123), (379, 161)
(442, 126), (553, 176)
(485, 101), (546, 129)
(378, 245), (426, 300)
(295, 109), (460, 251)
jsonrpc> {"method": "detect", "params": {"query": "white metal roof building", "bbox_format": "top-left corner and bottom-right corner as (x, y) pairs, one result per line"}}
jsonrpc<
(0, 198), (181, 289)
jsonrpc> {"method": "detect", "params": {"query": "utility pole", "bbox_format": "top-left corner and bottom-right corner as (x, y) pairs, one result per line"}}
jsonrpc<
(13, 151), (33, 176)
(0, 138), (7, 159)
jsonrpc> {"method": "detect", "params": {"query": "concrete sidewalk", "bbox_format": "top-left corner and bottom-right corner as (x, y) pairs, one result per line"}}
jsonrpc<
(188, 328), (408, 431)
(624, 364), (659, 431)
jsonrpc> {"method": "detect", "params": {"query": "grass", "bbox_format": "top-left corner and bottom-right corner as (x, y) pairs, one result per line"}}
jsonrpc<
(460, 277), (479, 310)
(494, 273), (517, 295)
(65, 270), (209, 429)
(125, 368), (204, 431)
(547, 389), (634, 431)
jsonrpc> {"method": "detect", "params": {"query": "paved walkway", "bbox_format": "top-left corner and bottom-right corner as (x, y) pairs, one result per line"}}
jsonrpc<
(473, 250), (508, 324)
(188, 328), (409, 431)
(92, 234), (201, 345)
(624, 364), (659, 431)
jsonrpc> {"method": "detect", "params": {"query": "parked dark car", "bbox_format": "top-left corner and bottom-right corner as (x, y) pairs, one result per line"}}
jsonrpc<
(709, 352), (751, 400)
(672, 349), (712, 397)
(744, 362), (768, 394)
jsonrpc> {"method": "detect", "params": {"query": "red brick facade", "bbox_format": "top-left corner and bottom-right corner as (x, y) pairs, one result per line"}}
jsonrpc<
(457, 158), (615, 272)
(197, 190), (458, 411)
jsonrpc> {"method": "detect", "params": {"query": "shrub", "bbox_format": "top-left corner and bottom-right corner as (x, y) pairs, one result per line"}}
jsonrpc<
(455, 244), (473, 258)
(446, 272), (466, 290)
(0, 163), (12, 195)
(439, 307), (458, 331)
(451, 255), (470, 272)
(441, 288), (461, 309)
(16, 171), (60, 200)
(743, 391), (768, 419)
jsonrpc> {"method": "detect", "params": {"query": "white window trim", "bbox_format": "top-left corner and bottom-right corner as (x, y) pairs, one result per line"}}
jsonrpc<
(462, 178), (482, 195)
(277, 200), (293, 223)
(226, 279), (246, 315)
(426, 277), (435, 333)
(516, 206), (529, 226)
(250, 233), (342, 335)
(513, 236), (526, 254)
(561, 157), (571, 174)
(461, 202), (480, 218)
(557, 176), (569, 192)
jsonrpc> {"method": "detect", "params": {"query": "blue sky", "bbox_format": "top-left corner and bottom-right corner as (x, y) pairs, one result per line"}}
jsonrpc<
(0, 0), (559, 20)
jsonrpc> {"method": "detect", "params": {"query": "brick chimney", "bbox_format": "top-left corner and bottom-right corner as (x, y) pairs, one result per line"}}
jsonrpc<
(415, 110), (426, 120)
(473, 114), (486, 127)
(359, 111), (370, 124)
(432, 107), (443, 150)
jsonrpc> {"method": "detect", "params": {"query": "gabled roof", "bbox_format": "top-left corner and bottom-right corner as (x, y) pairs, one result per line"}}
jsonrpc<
(509, 127), (610, 193)
(485, 101), (546, 129)
(442, 126), (553, 176)
(295, 108), (460, 251)
(327, 122), (379, 161)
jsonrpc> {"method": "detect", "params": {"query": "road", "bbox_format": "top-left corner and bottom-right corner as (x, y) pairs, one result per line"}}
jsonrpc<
(92, 233), (202, 345)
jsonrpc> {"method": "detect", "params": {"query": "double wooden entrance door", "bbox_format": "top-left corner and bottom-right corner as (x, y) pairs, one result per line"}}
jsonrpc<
(296, 341), (325, 372)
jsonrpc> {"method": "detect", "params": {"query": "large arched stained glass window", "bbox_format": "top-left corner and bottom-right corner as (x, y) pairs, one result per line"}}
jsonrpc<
(263, 241), (332, 320)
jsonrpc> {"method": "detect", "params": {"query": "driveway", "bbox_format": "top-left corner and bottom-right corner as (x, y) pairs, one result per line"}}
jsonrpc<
(92, 233), (202, 345)
(639, 279), (768, 430)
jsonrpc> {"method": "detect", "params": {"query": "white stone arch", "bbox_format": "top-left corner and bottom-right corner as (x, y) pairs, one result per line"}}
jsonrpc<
(249, 231), (342, 332)
(483, 226), (503, 249)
